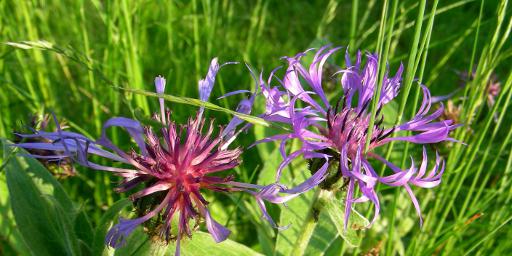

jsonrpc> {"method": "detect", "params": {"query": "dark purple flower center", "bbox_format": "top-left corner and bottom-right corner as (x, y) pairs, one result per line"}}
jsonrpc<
(323, 99), (391, 158)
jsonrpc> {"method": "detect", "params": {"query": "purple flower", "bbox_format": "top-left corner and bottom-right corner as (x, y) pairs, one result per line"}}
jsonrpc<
(13, 59), (313, 255)
(458, 70), (501, 107)
(15, 58), (327, 255)
(255, 46), (460, 227)
(13, 114), (76, 178)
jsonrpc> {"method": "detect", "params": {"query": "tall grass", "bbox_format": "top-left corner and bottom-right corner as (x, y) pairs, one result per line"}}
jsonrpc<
(0, 0), (511, 255)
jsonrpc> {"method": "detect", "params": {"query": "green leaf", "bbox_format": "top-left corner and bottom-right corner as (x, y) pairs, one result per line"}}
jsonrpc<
(304, 210), (341, 255)
(75, 210), (94, 255)
(118, 87), (269, 127)
(0, 141), (31, 255)
(169, 231), (263, 256)
(113, 228), (263, 256)
(111, 227), (152, 256)
(6, 40), (54, 49)
(92, 198), (132, 255)
(274, 172), (369, 256)
(0, 170), (31, 255)
(5, 150), (80, 255)
(323, 192), (370, 247)
(254, 143), (280, 255)
(2, 139), (85, 255)
(3, 142), (75, 215)
(274, 165), (316, 256)
(1, 140), (95, 251)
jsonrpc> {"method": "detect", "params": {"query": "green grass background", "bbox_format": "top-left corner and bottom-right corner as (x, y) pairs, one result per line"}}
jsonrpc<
(0, 0), (511, 255)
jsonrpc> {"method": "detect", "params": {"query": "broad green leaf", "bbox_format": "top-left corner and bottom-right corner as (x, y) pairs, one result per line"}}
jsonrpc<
(2, 139), (86, 255)
(295, 190), (370, 255)
(168, 231), (263, 256)
(254, 125), (281, 185)
(113, 228), (263, 256)
(304, 210), (341, 256)
(5, 152), (80, 255)
(0, 141), (31, 255)
(255, 149), (280, 255)
(1, 140), (93, 247)
(0, 171), (31, 255)
(92, 198), (132, 255)
(112, 227), (153, 256)
(253, 142), (280, 255)
(75, 210), (94, 255)
(274, 168), (369, 256)
(323, 192), (370, 247)
(274, 162), (315, 256)
(245, 116), (281, 255)
(2, 140), (75, 215)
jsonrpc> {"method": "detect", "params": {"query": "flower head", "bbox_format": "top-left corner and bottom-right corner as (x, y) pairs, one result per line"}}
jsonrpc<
(441, 100), (462, 124)
(13, 114), (75, 178)
(458, 70), (501, 107)
(256, 46), (460, 227)
(13, 59), (316, 255)
(104, 111), (245, 247)
(485, 74), (501, 107)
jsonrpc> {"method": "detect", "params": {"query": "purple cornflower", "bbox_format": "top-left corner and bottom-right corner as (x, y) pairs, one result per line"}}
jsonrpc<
(256, 46), (460, 227)
(458, 70), (501, 107)
(13, 114), (76, 178)
(14, 58), (318, 255)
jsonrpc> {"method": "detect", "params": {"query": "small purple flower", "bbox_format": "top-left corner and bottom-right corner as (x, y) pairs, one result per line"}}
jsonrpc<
(256, 46), (460, 227)
(486, 78), (501, 107)
(154, 75), (167, 123)
(458, 70), (501, 107)
(14, 59), (315, 255)
(13, 114), (76, 178)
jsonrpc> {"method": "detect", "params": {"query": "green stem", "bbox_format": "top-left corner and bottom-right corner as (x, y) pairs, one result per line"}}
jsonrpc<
(385, 189), (399, 256)
(192, 0), (201, 81)
(349, 0), (359, 52)
(364, 0), (388, 151)
(467, 0), (485, 81)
